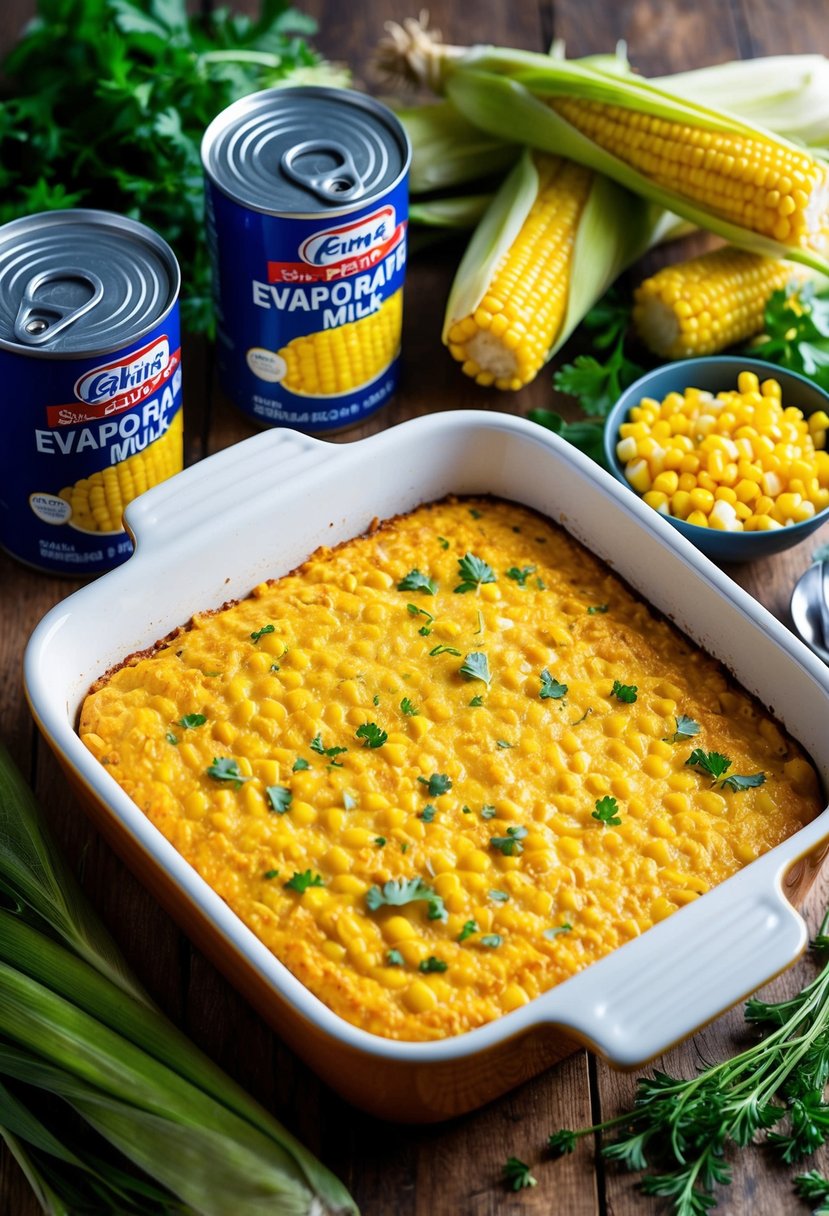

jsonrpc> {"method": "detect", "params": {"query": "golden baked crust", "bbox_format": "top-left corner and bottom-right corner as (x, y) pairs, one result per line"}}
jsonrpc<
(79, 497), (822, 1041)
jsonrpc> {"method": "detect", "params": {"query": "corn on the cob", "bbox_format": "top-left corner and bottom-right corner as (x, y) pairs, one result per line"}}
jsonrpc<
(633, 247), (813, 358)
(61, 409), (183, 533)
(446, 156), (592, 388)
(280, 289), (402, 396)
(379, 19), (829, 273)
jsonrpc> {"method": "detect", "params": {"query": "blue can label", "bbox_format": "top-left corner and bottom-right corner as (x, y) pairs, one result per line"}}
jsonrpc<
(206, 176), (408, 431)
(0, 309), (183, 574)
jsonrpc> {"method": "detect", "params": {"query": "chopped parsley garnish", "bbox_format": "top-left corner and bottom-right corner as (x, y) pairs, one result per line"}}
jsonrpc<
(283, 870), (324, 893)
(400, 843), (409, 854)
(540, 669), (568, 700)
(536, 576), (546, 590)
(418, 773), (452, 797)
(292, 757), (310, 772)
(343, 792), (356, 811)
(474, 609), (485, 635)
(685, 748), (732, 780)
(480, 934), (502, 948)
(685, 749), (766, 791)
(365, 877), (446, 921)
(592, 796), (622, 825)
(419, 956), (448, 973)
(419, 805), (436, 823)
(165, 732), (178, 745)
(356, 722), (387, 748)
(373, 693), (380, 706)
(266, 785), (292, 815)
(250, 624), (275, 642)
(407, 603), (434, 635)
(176, 713), (206, 729)
(469, 507), (483, 519)
(469, 695), (484, 707)
(206, 757), (249, 788)
(503, 1157), (537, 1191)
(611, 680), (638, 703)
(588, 604), (608, 615)
(310, 733), (348, 765)
(481, 805), (497, 820)
(496, 739), (514, 750)
(462, 805), (472, 814)
(459, 651), (491, 685)
(400, 697), (420, 717)
(454, 552), (497, 594)
(490, 825), (528, 856)
(374, 836), (387, 847)
(544, 923), (573, 940)
(663, 715), (701, 743)
(571, 708), (593, 726)
(263, 869), (279, 880)
(429, 644), (462, 657)
(489, 889), (509, 902)
(270, 663), (280, 672)
(505, 565), (536, 587)
(397, 568), (437, 595)
(438, 536), (450, 549)
(457, 919), (478, 943)
(386, 949), (404, 966)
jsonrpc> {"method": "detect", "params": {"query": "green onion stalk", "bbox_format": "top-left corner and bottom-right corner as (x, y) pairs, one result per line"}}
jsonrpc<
(0, 746), (358, 1216)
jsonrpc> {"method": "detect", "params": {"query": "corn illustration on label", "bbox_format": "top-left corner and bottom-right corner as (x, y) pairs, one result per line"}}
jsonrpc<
(202, 87), (410, 433)
(0, 210), (182, 574)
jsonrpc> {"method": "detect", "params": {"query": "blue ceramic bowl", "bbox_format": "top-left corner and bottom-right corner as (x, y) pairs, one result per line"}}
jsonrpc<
(603, 356), (829, 563)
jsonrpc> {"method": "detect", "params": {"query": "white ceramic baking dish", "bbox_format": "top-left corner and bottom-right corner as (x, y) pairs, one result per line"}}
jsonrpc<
(24, 411), (829, 1122)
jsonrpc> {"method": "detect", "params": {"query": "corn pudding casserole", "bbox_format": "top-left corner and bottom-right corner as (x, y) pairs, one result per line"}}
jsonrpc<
(79, 498), (823, 1041)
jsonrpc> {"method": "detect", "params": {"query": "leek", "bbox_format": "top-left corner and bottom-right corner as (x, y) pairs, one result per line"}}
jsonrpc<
(379, 18), (829, 274)
(0, 746), (357, 1216)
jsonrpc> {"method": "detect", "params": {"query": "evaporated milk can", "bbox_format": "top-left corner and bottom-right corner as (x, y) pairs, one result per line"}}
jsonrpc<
(0, 210), (183, 575)
(201, 86), (411, 433)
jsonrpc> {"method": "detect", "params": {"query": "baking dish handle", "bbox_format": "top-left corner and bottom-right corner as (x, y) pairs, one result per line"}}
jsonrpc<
(535, 853), (810, 1066)
(122, 428), (333, 550)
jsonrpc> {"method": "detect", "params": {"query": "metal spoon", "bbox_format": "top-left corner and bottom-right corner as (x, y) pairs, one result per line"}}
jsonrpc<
(790, 559), (829, 665)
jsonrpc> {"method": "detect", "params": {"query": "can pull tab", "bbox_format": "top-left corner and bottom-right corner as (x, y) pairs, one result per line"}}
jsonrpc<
(14, 268), (104, 347)
(281, 140), (366, 204)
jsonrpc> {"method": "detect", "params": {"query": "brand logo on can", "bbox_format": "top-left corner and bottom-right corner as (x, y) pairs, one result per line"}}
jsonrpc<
(74, 336), (171, 408)
(299, 205), (395, 268)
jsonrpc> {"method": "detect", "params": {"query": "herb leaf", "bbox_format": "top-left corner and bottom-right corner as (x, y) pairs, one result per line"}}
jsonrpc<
(454, 552), (497, 594)
(418, 773), (452, 797)
(283, 870), (324, 893)
(611, 680), (638, 703)
(292, 757), (310, 772)
(400, 697), (420, 717)
(418, 805), (436, 823)
(505, 565), (536, 587)
(365, 878), (447, 922)
(721, 771), (766, 792)
(490, 825), (528, 856)
(503, 1157), (537, 1191)
(592, 796), (622, 825)
(686, 748), (732, 780)
(419, 956), (448, 973)
(386, 949), (404, 966)
(206, 757), (249, 788)
(469, 695), (484, 707)
(398, 569), (437, 595)
(355, 722), (388, 749)
(663, 715), (701, 744)
(544, 923), (573, 940)
(176, 713), (206, 729)
(540, 669), (568, 700)
(429, 644), (462, 657)
(457, 919), (478, 943)
(250, 624), (275, 643)
(310, 734), (348, 763)
(587, 604), (608, 615)
(459, 651), (491, 685)
(480, 934), (502, 948)
(266, 786), (292, 815)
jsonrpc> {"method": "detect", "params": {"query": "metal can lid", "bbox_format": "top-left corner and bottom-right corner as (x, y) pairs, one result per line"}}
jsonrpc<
(0, 209), (180, 357)
(202, 86), (411, 217)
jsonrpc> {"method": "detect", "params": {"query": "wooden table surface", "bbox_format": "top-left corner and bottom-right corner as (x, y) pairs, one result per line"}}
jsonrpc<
(4, 1), (829, 1213)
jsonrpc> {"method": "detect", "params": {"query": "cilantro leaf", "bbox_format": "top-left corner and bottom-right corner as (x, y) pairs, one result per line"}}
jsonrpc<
(587, 604), (608, 615)
(454, 552), (497, 594)
(419, 805), (436, 822)
(406, 603), (434, 634)
(283, 870), (324, 893)
(438, 536), (450, 549)
(592, 796), (622, 825)
(540, 669), (568, 700)
(459, 651), (491, 685)
(750, 283), (829, 393)
(481, 805), (497, 820)
(721, 771), (766, 792)
(469, 695), (484, 707)
(490, 825), (527, 856)
(263, 869), (279, 881)
(544, 924), (573, 940)
(552, 289), (643, 418)
(457, 919), (478, 943)
(489, 889), (509, 902)
(165, 732), (178, 745)
(386, 949), (404, 966)
(429, 644), (462, 657)
(400, 697), (420, 716)
(505, 565), (536, 587)
(292, 757), (310, 772)
(250, 624), (275, 642)
(611, 680), (638, 703)
(480, 934), (502, 948)
(418, 773), (452, 796)
(355, 722), (387, 748)
(310, 733), (348, 763)
(663, 715), (701, 744)
(398, 568), (437, 595)
(176, 713), (206, 729)
(206, 757), (249, 788)
(265, 785), (292, 815)
(686, 748), (732, 780)
(496, 739), (514, 750)
(374, 836), (387, 847)
(503, 1157), (537, 1191)
(419, 956), (448, 973)
(365, 878), (446, 921)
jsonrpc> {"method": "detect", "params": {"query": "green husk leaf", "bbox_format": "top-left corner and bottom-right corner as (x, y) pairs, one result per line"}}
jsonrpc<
(395, 99), (518, 193)
(409, 193), (492, 228)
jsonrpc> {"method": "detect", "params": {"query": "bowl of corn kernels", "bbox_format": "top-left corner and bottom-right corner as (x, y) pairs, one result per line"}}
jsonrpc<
(603, 355), (829, 562)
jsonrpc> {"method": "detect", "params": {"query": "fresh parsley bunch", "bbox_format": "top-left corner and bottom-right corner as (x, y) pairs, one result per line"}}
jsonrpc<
(0, 0), (345, 334)
(750, 282), (829, 390)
